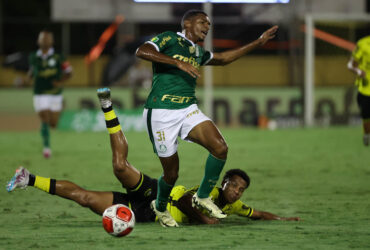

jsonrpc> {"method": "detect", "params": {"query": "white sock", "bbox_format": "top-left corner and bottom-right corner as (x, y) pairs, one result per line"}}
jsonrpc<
(100, 99), (112, 109)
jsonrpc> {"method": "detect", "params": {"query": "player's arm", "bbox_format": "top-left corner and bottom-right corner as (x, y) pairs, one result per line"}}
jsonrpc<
(347, 56), (366, 78)
(208, 25), (278, 66)
(136, 43), (200, 78)
(23, 68), (33, 86)
(176, 192), (219, 224)
(251, 209), (300, 221)
(53, 60), (72, 88)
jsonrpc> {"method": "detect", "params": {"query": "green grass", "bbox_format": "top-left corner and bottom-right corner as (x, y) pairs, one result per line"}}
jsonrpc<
(0, 127), (369, 250)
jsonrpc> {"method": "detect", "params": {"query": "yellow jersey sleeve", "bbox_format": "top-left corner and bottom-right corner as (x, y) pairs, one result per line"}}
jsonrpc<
(210, 188), (254, 217)
(221, 200), (254, 217)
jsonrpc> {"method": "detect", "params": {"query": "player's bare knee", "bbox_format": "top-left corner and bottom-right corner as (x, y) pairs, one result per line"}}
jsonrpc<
(77, 192), (93, 207)
(112, 159), (129, 174)
(213, 141), (228, 159)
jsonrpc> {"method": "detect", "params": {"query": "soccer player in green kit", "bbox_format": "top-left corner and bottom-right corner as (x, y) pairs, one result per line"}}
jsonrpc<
(26, 30), (72, 158)
(136, 9), (278, 227)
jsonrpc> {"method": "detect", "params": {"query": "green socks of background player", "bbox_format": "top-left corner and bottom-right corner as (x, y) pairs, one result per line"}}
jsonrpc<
(197, 154), (226, 198)
(156, 175), (174, 212)
(28, 174), (56, 195)
(41, 122), (50, 148)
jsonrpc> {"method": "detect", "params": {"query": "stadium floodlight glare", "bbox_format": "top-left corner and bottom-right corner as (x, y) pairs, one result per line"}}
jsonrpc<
(134, 0), (289, 3)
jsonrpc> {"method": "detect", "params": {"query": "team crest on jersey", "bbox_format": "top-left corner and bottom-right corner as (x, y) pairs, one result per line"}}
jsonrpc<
(158, 144), (167, 153)
(189, 46), (195, 54)
(48, 58), (56, 67)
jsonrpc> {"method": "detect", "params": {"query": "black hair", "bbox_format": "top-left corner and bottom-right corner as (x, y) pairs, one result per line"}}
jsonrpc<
(222, 169), (250, 188)
(181, 9), (208, 29)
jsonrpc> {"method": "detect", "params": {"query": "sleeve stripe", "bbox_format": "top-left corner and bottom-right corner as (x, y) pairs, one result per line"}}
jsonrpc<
(145, 41), (160, 52)
(203, 51), (213, 65)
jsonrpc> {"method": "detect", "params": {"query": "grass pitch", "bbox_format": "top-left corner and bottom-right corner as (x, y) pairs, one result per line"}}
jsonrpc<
(0, 127), (369, 250)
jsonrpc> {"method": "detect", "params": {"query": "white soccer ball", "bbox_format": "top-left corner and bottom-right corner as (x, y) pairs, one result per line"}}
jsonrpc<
(102, 204), (135, 237)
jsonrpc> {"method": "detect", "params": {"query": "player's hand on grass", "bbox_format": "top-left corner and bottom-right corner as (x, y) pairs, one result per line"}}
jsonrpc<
(176, 61), (201, 78)
(258, 25), (279, 46)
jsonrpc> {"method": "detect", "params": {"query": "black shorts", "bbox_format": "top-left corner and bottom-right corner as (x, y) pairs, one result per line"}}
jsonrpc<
(357, 92), (370, 119)
(112, 173), (158, 223)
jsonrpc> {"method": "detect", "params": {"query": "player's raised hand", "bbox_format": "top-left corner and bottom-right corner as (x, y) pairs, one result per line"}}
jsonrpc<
(259, 25), (279, 45)
(176, 61), (201, 78)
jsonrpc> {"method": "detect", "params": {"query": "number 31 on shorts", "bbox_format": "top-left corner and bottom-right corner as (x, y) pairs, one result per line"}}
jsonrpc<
(156, 131), (165, 141)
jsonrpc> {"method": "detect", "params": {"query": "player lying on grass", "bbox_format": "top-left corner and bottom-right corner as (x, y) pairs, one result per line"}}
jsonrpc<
(6, 88), (300, 225)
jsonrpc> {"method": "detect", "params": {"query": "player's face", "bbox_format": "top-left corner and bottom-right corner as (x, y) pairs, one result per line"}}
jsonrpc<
(37, 32), (54, 50)
(222, 175), (247, 204)
(188, 14), (211, 42)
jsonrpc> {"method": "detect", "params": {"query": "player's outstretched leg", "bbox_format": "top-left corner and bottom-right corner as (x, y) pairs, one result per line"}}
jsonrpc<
(150, 200), (178, 227)
(97, 87), (141, 189)
(6, 166), (114, 215)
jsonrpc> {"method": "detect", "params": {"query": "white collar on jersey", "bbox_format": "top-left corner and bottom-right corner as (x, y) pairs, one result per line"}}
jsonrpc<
(36, 47), (55, 60)
(177, 31), (196, 47)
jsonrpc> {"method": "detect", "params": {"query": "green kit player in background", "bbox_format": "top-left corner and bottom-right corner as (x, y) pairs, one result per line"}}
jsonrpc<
(26, 30), (72, 158)
(347, 35), (370, 146)
(136, 9), (278, 227)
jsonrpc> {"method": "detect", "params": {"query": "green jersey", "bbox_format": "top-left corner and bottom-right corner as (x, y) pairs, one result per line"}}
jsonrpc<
(29, 48), (69, 95)
(144, 31), (213, 109)
(353, 36), (370, 96)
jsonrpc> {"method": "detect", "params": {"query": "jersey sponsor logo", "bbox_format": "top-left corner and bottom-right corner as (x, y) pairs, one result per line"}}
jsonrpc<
(173, 54), (200, 69)
(159, 36), (172, 48)
(38, 68), (58, 78)
(161, 94), (194, 104)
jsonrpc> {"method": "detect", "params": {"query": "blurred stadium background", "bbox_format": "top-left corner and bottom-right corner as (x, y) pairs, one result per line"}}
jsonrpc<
(1, 0), (369, 131)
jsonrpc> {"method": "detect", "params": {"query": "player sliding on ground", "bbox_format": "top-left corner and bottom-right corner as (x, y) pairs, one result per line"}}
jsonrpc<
(136, 9), (279, 227)
(6, 88), (299, 225)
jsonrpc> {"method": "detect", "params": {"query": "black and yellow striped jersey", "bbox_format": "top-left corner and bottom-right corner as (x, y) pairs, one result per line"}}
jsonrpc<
(167, 185), (254, 223)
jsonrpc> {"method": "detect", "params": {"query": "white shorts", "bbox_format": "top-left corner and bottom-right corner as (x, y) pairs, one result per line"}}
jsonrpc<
(33, 95), (63, 112)
(143, 104), (211, 157)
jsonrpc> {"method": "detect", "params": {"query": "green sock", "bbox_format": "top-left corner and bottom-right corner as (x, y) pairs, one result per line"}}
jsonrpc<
(197, 154), (226, 198)
(155, 175), (173, 212)
(41, 122), (50, 148)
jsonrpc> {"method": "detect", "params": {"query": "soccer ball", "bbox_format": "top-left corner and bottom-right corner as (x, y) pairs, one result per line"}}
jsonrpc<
(102, 204), (135, 237)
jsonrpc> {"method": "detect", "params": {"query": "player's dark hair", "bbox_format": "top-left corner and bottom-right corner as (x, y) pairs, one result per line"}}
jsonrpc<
(181, 9), (208, 29)
(222, 169), (250, 188)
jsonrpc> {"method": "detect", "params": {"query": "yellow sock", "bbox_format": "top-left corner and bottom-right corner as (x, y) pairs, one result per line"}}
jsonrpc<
(103, 107), (121, 134)
(34, 176), (51, 193)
